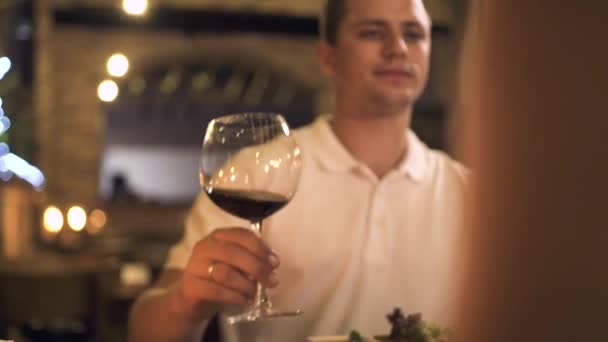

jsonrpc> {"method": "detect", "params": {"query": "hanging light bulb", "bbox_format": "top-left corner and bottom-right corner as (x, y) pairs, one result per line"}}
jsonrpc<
(107, 53), (129, 77)
(123, 0), (148, 16)
(98, 80), (119, 102)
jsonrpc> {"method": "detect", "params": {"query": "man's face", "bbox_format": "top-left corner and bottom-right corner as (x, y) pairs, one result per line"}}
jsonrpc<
(319, 0), (432, 111)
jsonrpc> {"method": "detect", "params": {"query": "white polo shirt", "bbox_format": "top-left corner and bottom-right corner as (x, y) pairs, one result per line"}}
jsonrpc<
(166, 115), (469, 341)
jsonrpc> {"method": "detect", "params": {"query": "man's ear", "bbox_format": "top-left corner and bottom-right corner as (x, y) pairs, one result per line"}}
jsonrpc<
(315, 41), (337, 78)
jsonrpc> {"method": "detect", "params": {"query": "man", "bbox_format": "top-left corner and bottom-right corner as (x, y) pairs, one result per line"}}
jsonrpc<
(128, 0), (468, 340)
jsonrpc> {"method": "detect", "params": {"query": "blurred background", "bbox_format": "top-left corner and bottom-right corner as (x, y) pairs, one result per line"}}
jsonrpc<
(0, 0), (468, 340)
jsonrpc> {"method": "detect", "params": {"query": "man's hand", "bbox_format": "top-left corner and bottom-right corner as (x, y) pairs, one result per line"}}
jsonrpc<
(172, 227), (280, 321)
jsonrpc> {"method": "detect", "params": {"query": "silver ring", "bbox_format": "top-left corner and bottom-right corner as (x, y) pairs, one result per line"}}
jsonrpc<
(207, 263), (216, 279)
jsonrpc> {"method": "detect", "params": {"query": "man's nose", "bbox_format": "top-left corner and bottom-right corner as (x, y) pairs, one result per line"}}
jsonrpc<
(382, 32), (408, 59)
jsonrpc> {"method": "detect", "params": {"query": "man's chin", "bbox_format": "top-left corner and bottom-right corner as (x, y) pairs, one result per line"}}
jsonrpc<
(372, 91), (417, 110)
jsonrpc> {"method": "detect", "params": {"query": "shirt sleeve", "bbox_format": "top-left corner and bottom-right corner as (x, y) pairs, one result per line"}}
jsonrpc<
(164, 191), (248, 270)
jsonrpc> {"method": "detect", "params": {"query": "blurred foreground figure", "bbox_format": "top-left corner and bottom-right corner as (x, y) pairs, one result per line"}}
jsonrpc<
(453, 1), (608, 341)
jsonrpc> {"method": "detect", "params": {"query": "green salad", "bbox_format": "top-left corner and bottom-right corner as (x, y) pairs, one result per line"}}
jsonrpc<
(348, 308), (450, 342)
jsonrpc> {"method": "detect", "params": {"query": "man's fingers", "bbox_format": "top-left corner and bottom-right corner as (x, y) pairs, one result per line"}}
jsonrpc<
(196, 239), (274, 284)
(205, 262), (257, 298)
(185, 277), (252, 306)
(211, 228), (279, 266)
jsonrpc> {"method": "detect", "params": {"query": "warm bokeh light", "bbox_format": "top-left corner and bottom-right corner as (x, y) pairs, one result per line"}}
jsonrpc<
(120, 262), (151, 287)
(107, 53), (129, 77)
(98, 80), (119, 102)
(122, 0), (148, 16)
(43, 206), (63, 233)
(87, 209), (107, 234)
(67, 206), (87, 232)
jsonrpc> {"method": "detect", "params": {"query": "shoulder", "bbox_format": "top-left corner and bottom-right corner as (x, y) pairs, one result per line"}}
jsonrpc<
(407, 130), (470, 188)
(292, 118), (322, 146)
(289, 116), (329, 161)
(424, 146), (471, 189)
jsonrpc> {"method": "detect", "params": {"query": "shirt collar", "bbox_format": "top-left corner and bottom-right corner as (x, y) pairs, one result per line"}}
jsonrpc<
(309, 115), (429, 183)
(398, 130), (428, 182)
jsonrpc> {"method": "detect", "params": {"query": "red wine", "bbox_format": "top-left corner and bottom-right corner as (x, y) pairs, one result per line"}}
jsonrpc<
(206, 188), (289, 222)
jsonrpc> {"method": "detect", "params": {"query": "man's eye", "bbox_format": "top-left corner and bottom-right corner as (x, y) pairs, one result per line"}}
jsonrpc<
(359, 30), (384, 39)
(404, 31), (424, 41)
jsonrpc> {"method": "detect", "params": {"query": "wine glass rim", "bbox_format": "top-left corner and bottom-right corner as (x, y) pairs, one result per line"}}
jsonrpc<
(211, 112), (286, 123)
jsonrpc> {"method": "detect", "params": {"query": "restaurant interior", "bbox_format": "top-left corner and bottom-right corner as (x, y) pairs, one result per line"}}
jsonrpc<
(1, 0), (607, 341)
(0, 0), (465, 340)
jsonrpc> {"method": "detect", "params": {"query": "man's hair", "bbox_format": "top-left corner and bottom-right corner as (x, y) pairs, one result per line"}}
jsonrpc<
(320, 0), (347, 46)
(320, 0), (429, 46)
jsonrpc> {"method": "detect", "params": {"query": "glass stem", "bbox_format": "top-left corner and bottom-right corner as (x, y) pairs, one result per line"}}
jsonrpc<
(251, 221), (270, 311)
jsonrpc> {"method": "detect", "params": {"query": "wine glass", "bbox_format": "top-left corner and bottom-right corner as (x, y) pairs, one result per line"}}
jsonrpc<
(199, 112), (303, 324)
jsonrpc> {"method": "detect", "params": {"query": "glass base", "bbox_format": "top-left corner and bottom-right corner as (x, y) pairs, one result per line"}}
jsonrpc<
(226, 307), (303, 324)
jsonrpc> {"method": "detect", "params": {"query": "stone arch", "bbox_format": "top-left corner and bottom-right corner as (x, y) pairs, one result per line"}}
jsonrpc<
(104, 43), (319, 147)
(98, 39), (322, 203)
